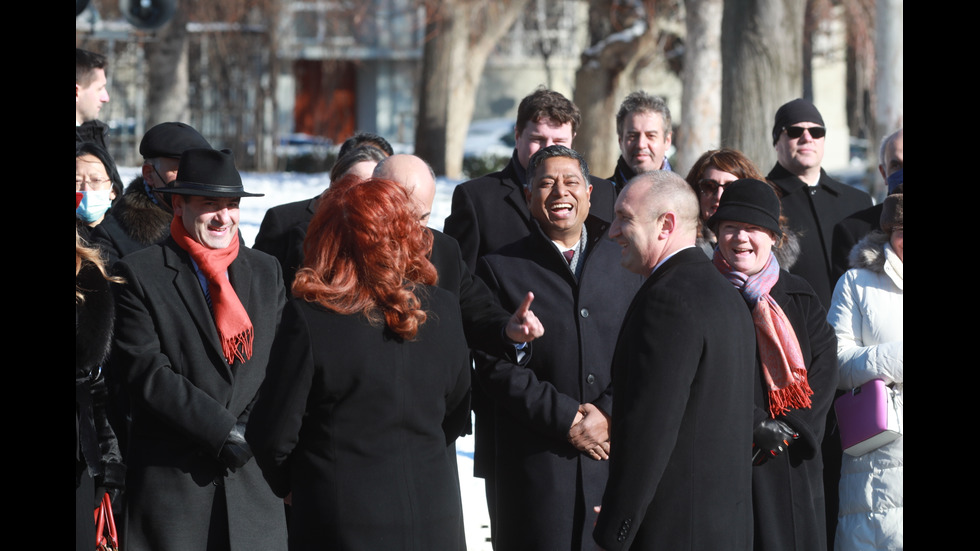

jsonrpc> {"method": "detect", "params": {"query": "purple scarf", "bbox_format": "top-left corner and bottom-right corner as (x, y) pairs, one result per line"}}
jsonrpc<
(713, 249), (812, 417)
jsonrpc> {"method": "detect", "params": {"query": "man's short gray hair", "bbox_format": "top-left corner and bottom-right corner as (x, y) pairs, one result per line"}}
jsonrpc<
(616, 91), (672, 139)
(878, 128), (903, 167)
(526, 145), (590, 189)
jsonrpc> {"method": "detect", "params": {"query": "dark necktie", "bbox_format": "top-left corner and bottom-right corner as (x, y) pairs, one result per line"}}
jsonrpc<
(563, 249), (575, 264)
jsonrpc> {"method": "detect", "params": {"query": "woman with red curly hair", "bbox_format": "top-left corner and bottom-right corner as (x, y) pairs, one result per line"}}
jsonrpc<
(247, 176), (471, 550)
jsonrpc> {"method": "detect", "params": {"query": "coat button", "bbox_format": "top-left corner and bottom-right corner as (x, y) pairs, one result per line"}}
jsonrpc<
(580, 308), (589, 318)
(586, 374), (596, 384)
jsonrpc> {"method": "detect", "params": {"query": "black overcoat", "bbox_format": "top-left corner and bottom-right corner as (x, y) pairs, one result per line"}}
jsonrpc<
(594, 248), (757, 551)
(475, 216), (644, 550)
(252, 195), (318, 293)
(444, 152), (617, 272)
(767, 164), (872, 308)
(751, 272), (839, 551)
(246, 287), (471, 551)
(110, 238), (287, 551)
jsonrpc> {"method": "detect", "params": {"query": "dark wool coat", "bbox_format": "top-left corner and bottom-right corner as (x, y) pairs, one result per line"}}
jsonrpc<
(751, 272), (839, 551)
(246, 287), (471, 551)
(444, 151), (618, 272)
(830, 203), (883, 285)
(110, 238), (287, 551)
(252, 195), (318, 294)
(76, 260), (125, 550)
(594, 248), (756, 551)
(474, 216), (644, 550)
(607, 156), (636, 195)
(767, 163), (872, 309)
(91, 178), (173, 267)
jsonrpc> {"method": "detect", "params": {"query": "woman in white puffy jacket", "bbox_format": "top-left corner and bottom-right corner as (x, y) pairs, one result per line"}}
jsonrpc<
(827, 193), (903, 550)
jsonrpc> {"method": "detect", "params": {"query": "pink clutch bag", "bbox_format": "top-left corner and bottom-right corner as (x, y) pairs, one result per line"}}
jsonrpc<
(835, 379), (901, 456)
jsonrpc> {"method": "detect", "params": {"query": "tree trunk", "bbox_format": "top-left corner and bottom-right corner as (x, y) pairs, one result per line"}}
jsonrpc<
(874, 0), (902, 162)
(572, 0), (655, 178)
(415, 0), (530, 179)
(145, 7), (190, 128)
(676, 0), (723, 175)
(721, 0), (805, 171)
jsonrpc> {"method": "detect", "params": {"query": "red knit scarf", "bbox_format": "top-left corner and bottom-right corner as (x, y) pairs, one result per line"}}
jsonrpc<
(170, 216), (253, 365)
(713, 250), (812, 417)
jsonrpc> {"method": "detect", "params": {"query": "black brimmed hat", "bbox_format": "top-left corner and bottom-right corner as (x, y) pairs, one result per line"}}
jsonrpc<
(707, 179), (782, 238)
(159, 148), (264, 198)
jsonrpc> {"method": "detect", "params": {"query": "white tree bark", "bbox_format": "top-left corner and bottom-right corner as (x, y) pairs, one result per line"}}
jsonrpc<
(676, 0), (723, 176)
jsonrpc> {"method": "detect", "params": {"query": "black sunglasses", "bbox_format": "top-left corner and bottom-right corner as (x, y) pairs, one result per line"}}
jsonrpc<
(783, 126), (826, 140)
(697, 179), (735, 196)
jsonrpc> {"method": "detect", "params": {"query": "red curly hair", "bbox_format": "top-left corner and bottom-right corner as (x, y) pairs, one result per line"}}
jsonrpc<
(293, 175), (437, 340)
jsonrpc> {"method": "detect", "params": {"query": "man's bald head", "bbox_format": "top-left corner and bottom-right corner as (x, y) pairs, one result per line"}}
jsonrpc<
(374, 154), (437, 224)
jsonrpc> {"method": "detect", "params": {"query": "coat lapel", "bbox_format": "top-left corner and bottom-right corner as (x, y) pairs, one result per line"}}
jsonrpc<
(501, 160), (532, 226)
(162, 240), (233, 377)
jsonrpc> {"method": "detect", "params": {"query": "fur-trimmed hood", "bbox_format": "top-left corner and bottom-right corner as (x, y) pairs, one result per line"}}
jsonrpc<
(848, 230), (890, 274)
(114, 176), (173, 245)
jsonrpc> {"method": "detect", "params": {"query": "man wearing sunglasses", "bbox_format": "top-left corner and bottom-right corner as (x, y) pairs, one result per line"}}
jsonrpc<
(766, 98), (871, 310)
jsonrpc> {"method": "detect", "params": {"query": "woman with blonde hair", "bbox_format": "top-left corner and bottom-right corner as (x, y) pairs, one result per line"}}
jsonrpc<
(247, 176), (470, 550)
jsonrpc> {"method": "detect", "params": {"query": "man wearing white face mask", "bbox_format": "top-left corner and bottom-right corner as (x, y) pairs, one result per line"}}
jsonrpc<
(76, 142), (118, 235)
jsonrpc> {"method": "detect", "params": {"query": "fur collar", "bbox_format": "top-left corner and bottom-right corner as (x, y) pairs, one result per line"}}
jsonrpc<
(115, 177), (173, 245)
(848, 230), (890, 274)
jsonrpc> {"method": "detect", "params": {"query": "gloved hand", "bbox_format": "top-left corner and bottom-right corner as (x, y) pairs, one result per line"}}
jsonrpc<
(218, 423), (253, 472)
(752, 418), (799, 466)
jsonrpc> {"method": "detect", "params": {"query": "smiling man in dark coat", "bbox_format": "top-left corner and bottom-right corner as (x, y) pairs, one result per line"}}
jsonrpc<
(444, 87), (617, 273)
(594, 171), (756, 550)
(110, 148), (287, 551)
(475, 146), (643, 550)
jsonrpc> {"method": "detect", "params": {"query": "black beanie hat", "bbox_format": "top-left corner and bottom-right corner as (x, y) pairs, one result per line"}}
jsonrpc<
(772, 99), (825, 145)
(707, 179), (782, 238)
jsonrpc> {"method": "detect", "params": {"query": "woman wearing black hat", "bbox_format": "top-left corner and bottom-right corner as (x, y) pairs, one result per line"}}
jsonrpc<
(707, 179), (839, 551)
(827, 194), (903, 551)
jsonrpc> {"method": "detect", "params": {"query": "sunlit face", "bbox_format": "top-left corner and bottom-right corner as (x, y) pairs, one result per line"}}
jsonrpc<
(619, 110), (672, 174)
(76, 68), (109, 123)
(526, 155), (592, 247)
(890, 226), (903, 262)
(76, 154), (116, 199)
(173, 195), (241, 250)
(717, 220), (777, 276)
(609, 186), (663, 274)
(697, 167), (738, 222)
(515, 117), (574, 170)
(775, 121), (825, 176)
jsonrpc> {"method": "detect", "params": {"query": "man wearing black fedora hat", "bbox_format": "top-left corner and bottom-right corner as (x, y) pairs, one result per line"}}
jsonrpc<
(91, 122), (213, 267)
(109, 148), (287, 551)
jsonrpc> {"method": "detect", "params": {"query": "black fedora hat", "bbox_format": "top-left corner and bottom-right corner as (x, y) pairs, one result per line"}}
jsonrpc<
(707, 179), (782, 238)
(159, 148), (263, 198)
(140, 122), (212, 159)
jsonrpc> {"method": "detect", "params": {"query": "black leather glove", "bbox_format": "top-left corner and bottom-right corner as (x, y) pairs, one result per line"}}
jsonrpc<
(218, 423), (253, 472)
(752, 418), (799, 466)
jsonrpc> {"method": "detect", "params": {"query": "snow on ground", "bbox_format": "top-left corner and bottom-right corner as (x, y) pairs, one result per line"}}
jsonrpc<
(118, 166), (493, 550)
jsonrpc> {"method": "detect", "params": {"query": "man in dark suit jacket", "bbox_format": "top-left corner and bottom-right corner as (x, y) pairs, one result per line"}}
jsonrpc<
(766, 99), (873, 309)
(475, 146), (644, 550)
(594, 171), (756, 550)
(110, 149), (287, 551)
(831, 128), (903, 282)
(444, 87), (617, 272)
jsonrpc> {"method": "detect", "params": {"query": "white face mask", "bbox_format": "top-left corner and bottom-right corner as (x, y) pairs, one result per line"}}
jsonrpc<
(76, 189), (113, 223)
